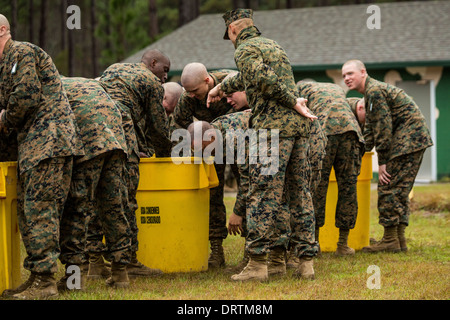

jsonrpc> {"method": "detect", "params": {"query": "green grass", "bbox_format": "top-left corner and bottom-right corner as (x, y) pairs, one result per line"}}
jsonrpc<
(14, 184), (450, 300)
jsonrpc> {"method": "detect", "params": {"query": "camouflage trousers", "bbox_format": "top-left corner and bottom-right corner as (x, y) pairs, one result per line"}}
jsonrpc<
(86, 154), (140, 256)
(17, 157), (73, 274)
(209, 163), (228, 240)
(313, 132), (363, 229)
(59, 151), (132, 266)
(246, 134), (318, 258)
(378, 149), (425, 227)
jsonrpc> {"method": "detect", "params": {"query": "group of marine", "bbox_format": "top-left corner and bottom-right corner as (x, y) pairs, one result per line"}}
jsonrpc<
(0, 8), (432, 300)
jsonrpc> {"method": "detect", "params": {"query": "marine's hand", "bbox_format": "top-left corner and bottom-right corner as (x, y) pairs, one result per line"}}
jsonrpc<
(228, 213), (243, 236)
(379, 164), (391, 185)
(294, 98), (317, 121)
(207, 84), (224, 108)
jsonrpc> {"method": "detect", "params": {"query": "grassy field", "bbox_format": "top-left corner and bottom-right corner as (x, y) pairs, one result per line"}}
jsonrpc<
(13, 183), (450, 301)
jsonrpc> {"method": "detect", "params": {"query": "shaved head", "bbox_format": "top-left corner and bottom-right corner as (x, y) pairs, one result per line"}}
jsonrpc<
(141, 49), (171, 83)
(181, 63), (208, 88)
(0, 14), (10, 29)
(163, 82), (184, 115)
(342, 59), (366, 72)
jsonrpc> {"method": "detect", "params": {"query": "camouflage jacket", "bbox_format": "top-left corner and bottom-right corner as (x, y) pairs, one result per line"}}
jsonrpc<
(298, 82), (364, 144)
(173, 70), (235, 129)
(364, 76), (433, 164)
(212, 110), (252, 218)
(309, 119), (327, 172)
(99, 63), (171, 157)
(62, 77), (128, 164)
(0, 39), (84, 174)
(220, 26), (311, 139)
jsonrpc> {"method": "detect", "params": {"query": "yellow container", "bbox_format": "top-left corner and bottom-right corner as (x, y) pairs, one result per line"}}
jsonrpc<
(319, 153), (373, 252)
(0, 162), (21, 293)
(136, 157), (219, 273)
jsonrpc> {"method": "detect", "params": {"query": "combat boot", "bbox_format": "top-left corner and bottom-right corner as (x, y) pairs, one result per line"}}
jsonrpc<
(106, 263), (129, 288)
(1, 273), (35, 298)
(127, 253), (163, 277)
(294, 256), (315, 280)
(208, 238), (225, 269)
(227, 249), (249, 273)
(12, 273), (58, 300)
(231, 253), (268, 282)
(335, 229), (355, 256)
(268, 247), (286, 277)
(57, 264), (88, 292)
(362, 226), (401, 253)
(286, 252), (299, 269)
(88, 253), (111, 279)
(398, 223), (408, 252)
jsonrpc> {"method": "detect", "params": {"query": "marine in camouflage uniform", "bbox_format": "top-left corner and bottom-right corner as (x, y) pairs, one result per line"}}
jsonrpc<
(0, 36), (84, 299)
(96, 62), (170, 276)
(173, 67), (238, 268)
(59, 77), (132, 289)
(214, 9), (319, 281)
(298, 81), (365, 256)
(361, 76), (433, 252)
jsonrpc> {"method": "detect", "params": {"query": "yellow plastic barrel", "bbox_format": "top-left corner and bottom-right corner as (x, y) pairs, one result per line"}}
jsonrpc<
(319, 152), (373, 252)
(0, 162), (20, 293)
(135, 157), (219, 273)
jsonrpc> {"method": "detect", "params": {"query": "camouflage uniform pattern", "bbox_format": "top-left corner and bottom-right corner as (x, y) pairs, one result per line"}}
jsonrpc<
(378, 149), (425, 227)
(0, 39), (84, 274)
(220, 26), (318, 258)
(364, 76), (433, 226)
(99, 62), (171, 157)
(59, 77), (131, 266)
(308, 119), (327, 196)
(363, 76), (433, 164)
(221, 27), (312, 139)
(298, 82), (364, 229)
(173, 70), (237, 240)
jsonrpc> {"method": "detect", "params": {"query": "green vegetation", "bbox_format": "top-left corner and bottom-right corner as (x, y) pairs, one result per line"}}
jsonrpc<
(15, 183), (450, 300)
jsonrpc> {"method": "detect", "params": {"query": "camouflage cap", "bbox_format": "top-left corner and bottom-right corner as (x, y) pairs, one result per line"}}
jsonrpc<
(222, 9), (253, 40)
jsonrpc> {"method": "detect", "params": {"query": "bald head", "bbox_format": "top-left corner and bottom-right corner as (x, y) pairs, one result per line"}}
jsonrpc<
(163, 82), (184, 116)
(180, 63), (214, 100)
(181, 63), (208, 88)
(0, 15), (10, 29)
(187, 121), (216, 152)
(0, 14), (12, 58)
(141, 49), (171, 83)
(342, 59), (366, 71)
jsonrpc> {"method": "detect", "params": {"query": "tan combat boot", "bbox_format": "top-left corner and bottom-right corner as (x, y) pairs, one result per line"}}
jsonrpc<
(268, 247), (286, 277)
(231, 254), (268, 282)
(362, 226), (401, 253)
(335, 229), (355, 256)
(294, 256), (315, 280)
(88, 253), (111, 279)
(106, 263), (130, 288)
(1, 273), (36, 298)
(57, 264), (88, 292)
(208, 238), (225, 269)
(12, 273), (59, 300)
(398, 223), (408, 252)
(286, 251), (299, 269)
(127, 252), (163, 277)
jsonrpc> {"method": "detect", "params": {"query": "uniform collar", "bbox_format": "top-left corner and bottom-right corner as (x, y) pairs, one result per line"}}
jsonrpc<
(235, 26), (261, 48)
(1, 38), (14, 62)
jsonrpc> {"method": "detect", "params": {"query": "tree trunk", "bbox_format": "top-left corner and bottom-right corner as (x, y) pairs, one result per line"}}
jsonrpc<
(90, 0), (99, 77)
(39, 0), (48, 49)
(178, 0), (200, 27)
(28, 0), (34, 43)
(149, 0), (159, 40)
